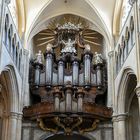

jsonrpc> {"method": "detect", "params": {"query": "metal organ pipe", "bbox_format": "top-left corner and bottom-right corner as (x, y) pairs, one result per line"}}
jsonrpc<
(65, 86), (72, 112)
(84, 52), (92, 87)
(54, 94), (60, 112)
(96, 65), (102, 88)
(72, 59), (79, 86)
(77, 94), (83, 112)
(34, 65), (41, 88)
(58, 59), (64, 86)
(44, 51), (53, 87)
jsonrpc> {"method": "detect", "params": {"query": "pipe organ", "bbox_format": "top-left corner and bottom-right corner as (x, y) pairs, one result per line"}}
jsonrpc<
(23, 20), (112, 135)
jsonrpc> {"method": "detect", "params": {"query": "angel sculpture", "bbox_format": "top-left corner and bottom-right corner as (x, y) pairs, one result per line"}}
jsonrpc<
(94, 52), (103, 65)
(35, 50), (43, 64)
(84, 44), (91, 51)
(61, 38), (76, 53)
(46, 43), (53, 52)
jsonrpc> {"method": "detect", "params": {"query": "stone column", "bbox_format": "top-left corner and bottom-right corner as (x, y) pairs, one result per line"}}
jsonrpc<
(133, 0), (140, 80)
(22, 49), (30, 106)
(8, 112), (18, 140)
(1, 114), (9, 140)
(0, 0), (4, 61)
(108, 51), (115, 108)
(135, 86), (140, 117)
(112, 116), (118, 140)
(16, 113), (23, 140)
(117, 114), (127, 140)
(112, 113), (128, 140)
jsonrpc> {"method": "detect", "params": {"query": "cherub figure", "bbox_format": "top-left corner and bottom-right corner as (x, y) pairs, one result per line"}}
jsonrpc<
(46, 43), (53, 52)
(84, 44), (91, 51)
(35, 50), (43, 64)
(94, 52), (103, 65)
(61, 38), (76, 53)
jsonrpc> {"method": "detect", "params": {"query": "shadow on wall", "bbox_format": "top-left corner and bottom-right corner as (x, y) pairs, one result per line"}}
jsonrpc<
(44, 134), (94, 140)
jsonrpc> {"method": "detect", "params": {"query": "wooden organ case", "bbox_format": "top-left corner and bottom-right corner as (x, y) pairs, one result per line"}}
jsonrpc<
(23, 19), (112, 135)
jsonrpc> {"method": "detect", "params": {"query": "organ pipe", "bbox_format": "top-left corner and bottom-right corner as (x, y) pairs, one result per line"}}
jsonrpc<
(83, 52), (92, 88)
(72, 59), (79, 86)
(34, 65), (41, 88)
(96, 65), (102, 87)
(44, 51), (53, 87)
(58, 59), (64, 86)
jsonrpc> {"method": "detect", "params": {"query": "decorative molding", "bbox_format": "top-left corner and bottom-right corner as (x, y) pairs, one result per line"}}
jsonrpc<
(129, 0), (136, 6)
(5, 0), (10, 4)
(135, 85), (140, 97)
(10, 112), (23, 119)
(23, 48), (29, 56)
(112, 113), (128, 122)
(136, 92), (140, 97)
(108, 50), (114, 58)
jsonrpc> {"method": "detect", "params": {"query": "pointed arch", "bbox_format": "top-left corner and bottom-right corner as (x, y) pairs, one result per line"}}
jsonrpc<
(117, 68), (137, 113)
(40, 133), (94, 140)
(0, 65), (20, 112)
(25, 0), (112, 51)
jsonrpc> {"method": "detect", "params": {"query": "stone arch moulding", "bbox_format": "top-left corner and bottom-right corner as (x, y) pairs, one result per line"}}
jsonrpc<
(40, 132), (96, 140)
(0, 65), (20, 113)
(116, 67), (137, 114)
(25, 0), (112, 51)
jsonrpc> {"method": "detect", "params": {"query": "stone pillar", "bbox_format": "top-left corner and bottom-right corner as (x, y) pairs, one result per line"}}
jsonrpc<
(16, 113), (23, 140)
(112, 114), (127, 140)
(117, 115), (127, 140)
(107, 51), (115, 108)
(9, 112), (19, 140)
(112, 116), (118, 140)
(133, 0), (140, 80)
(0, 0), (4, 61)
(135, 86), (140, 117)
(1, 114), (9, 140)
(22, 50), (30, 106)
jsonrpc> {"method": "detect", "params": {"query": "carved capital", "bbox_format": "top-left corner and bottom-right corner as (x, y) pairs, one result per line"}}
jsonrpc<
(112, 116), (118, 122)
(135, 85), (140, 97)
(108, 51), (114, 58)
(129, 0), (136, 5)
(112, 113), (128, 122)
(23, 49), (29, 56)
(117, 115), (127, 121)
(5, 0), (10, 4)
(10, 112), (23, 119)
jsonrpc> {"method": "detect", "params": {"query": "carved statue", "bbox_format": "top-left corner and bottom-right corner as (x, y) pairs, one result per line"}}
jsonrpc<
(76, 35), (91, 51)
(61, 38), (76, 53)
(35, 50), (43, 64)
(94, 52), (103, 65)
(46, 43), (53, 52)
(84, 44), (91, 51)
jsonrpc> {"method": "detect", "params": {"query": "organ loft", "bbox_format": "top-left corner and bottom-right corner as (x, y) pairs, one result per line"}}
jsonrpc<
(23, 16), (112, 135)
